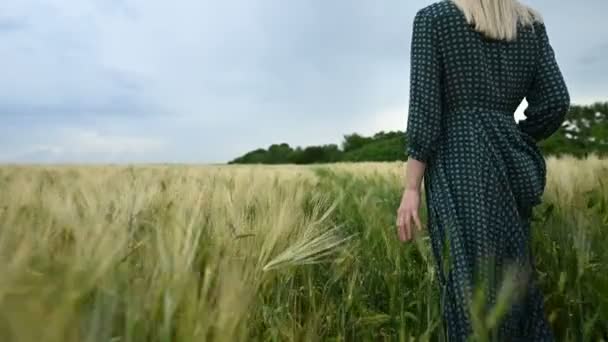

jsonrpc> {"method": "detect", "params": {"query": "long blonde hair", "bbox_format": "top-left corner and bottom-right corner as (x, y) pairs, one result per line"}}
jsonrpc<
(450, 0), (543, 41)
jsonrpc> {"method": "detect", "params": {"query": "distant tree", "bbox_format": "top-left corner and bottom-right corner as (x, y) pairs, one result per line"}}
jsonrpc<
(343, 132), (407, 162)
(266, 143), (293, 164)
(342, 133), (372, 153)
(292, 145), (342, 164)
(228, 148), (268, 164)
(229, 102), (608, 164)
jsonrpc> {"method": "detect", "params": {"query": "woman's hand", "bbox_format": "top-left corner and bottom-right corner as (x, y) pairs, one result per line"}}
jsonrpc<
(396, 188), (423, 242)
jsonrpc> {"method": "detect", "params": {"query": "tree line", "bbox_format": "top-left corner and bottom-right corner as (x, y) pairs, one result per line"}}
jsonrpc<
(228, 102), (608, 164)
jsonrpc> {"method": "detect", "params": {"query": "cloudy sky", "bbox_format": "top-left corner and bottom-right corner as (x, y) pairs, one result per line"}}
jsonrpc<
(1, 0), (606, 163)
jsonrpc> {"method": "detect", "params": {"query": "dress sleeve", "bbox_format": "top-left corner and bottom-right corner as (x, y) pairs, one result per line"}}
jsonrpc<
(405, 10), (443, 164)
(518, 21), (570, 143)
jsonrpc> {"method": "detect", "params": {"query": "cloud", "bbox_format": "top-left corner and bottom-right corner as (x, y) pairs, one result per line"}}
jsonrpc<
(0, 0), (158, 120)
(578, 42), (608, 66)
(0, 0), (606, 163)
(358, 108), (408, 137)
(65, 129), (164, 156)
(0, 17), (26, 31)
(0, 126), (165, 163)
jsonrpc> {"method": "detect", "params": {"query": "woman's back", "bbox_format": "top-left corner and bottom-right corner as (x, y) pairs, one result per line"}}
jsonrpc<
(407, 0), (570, 147)
(433, 0), (545, 114)
(403, 0), (569, 340)
(407, 0), (569, 208)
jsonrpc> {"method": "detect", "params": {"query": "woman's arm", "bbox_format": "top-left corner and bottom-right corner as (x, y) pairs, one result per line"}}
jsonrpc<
(405, 9), (443, 164)
(405, 158), (426, 192)
(518, 20), (570, 142)
(397, 158), (425, 242)
(398, 8), (441, 242)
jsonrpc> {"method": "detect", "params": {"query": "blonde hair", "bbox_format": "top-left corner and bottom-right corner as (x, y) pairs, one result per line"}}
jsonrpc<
(450, 0), (543, 41)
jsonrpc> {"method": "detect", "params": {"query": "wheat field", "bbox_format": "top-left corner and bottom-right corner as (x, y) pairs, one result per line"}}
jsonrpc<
(0, 154), (607, 341)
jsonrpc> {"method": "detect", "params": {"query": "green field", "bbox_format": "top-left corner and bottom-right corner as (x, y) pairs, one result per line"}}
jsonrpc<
(0, 155), (607, 341)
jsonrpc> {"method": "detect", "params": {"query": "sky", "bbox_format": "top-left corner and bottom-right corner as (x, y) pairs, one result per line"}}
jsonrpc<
(1, 0), (607, 164)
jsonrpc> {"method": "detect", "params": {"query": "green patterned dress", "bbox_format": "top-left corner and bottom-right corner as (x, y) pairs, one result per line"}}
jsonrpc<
(405, 1), (570, 340)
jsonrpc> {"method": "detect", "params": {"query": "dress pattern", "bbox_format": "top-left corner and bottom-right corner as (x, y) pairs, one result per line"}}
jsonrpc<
(405, 0), (570, 340)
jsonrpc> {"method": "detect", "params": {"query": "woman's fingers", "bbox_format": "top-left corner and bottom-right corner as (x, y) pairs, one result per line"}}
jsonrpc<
(397, 207), (423, 242)
(396, 209), (407, 242)
(398, 211), (407, 241)
(412, 211), (423, 232)
(402, 211), (412, 242)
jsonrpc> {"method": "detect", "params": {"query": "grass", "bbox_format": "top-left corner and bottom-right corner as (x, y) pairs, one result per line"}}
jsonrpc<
(0, 153), (606, 341)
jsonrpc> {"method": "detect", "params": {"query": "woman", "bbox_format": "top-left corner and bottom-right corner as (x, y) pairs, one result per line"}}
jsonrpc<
(396, 0), (569, 340)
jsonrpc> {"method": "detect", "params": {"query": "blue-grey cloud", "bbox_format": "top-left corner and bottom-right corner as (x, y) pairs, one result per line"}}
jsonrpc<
(0, 0), (606, 163)
(0, 17), (26, 31)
